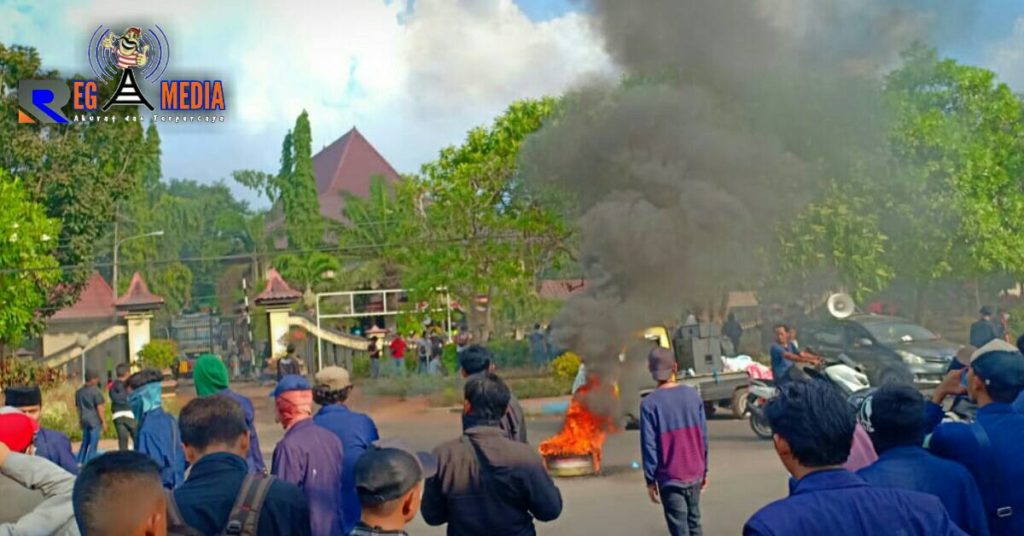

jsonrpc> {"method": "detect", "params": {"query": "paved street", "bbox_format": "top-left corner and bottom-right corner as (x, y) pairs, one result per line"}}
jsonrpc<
(244, 386), (789, 535)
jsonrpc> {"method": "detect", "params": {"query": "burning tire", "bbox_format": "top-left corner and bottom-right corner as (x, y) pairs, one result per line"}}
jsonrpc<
(544, 453), (598, 477)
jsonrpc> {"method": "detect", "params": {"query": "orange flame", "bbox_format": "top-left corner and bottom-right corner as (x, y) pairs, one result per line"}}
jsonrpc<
(539, 379), (617, 472)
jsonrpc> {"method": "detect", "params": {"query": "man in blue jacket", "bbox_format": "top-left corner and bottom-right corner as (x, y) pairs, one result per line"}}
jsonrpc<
(192, 354), (266, 474)
(129, 368), (186, 489)
(3, 385), (78, 474)
(926, 339), (1024, 536)
(312, 366), (379, 535)
(857, 384), (989, 535)
(743, 380), (965, 536)
(171, 394), (310, 536)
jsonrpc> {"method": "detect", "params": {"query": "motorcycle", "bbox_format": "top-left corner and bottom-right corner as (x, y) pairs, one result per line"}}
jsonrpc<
(747, 353), (871, 440)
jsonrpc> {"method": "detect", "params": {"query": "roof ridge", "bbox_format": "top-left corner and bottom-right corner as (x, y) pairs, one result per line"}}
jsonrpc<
(342, 127), (402, 182)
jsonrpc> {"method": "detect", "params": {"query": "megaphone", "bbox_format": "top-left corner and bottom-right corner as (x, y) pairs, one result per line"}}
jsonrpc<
(827, 293), (856, 319)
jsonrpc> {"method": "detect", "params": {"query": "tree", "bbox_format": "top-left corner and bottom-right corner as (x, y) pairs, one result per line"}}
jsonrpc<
(0, 172), (61, 349)
(334, 175), (417, 289)
(0, 43), (151, 311)
(274, 252), (340, 306)
(406, 98), (571, 341)
(281, 112), (323, 250)
(882, 45), (1024, 317)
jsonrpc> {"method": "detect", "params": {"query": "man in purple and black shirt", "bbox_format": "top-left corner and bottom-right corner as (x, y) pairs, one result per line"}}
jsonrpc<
(640, 347), (708, 536)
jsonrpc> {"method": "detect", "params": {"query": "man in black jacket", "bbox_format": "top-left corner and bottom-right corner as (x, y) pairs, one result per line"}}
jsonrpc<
(422, 373), (562, 536)
(172, 395), (310, 536)
(108, 363), (136, 451)
(458, 345), (528, 443)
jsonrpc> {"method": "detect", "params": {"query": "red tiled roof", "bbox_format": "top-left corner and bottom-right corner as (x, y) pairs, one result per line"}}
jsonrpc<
(538, 279), (589, 300)
(115, 272), (164, 311)
(254, 268), (302, 306)
(50, 272), (117, 320)
(314, 127), (401, 222)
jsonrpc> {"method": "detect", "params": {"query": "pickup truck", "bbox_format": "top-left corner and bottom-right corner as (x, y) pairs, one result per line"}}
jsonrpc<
(624, 325), (750, 428)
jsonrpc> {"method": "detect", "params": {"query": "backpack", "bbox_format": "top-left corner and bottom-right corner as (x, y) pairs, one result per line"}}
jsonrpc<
(166, 474), (275, 536)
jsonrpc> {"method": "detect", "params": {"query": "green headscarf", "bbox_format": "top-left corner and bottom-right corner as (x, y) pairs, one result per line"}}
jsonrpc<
(193, 354), (229, 397)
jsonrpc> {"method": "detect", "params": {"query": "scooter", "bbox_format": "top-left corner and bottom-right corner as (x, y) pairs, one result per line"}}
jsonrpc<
(747, 353), (871, 440)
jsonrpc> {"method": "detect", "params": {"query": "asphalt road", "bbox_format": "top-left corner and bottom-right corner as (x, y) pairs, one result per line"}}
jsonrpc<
(247, 389), (789, 536)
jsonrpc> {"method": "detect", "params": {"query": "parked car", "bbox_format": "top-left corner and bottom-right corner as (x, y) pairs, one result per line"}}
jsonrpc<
(798, 315), (959, 388)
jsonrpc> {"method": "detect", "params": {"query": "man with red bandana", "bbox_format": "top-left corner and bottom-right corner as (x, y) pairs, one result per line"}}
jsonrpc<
(271, 375), (345, 536)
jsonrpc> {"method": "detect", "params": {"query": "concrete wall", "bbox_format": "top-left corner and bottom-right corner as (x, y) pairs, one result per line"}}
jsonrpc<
(43, 320), (128, 382)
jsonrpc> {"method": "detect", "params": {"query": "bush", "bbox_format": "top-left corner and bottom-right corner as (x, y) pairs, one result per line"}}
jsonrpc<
(441, 344), (459, 375)
(507, 376), (573, 399)
(351, 355), (371, 379)
(0, 357), (64, 390)
(550, 351), (581, 384)
(363, 375), (460, 399)
(488, 339), (531, 369)
(138, 339), (179, 370)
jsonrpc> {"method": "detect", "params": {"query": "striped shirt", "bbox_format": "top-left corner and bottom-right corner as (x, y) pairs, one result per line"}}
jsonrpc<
(117, 52), (138, 69)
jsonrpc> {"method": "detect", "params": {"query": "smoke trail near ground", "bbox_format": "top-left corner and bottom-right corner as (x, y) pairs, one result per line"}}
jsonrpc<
(521, 1), (975, 393)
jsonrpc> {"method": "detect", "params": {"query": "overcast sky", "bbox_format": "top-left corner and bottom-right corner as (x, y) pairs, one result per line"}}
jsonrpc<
(3, 0), (1023, 208)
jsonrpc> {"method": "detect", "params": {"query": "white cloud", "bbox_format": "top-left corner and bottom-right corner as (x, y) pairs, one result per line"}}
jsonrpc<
(988, 18), (1024, 90)
(4, 0), (614, 207)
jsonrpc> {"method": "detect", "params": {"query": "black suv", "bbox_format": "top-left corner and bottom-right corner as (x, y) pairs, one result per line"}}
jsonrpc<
(798, 315), (959, 387)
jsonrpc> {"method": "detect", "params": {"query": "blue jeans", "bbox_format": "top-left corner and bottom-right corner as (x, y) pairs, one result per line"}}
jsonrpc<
(77, 425), (101, 463)
(660, 482), (703, 536)
(389, 358), (406, 377)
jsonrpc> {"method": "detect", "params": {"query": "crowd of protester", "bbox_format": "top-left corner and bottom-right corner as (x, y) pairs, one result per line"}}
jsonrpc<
(1, 328), (1023, 536)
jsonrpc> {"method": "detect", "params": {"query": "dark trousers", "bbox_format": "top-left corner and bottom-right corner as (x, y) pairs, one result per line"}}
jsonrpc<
(114, 416), (137, 451)
(660, 482), (702, 536)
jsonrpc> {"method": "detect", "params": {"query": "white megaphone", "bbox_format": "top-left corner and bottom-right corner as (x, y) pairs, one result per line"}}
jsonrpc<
(826, 293), (856, 319)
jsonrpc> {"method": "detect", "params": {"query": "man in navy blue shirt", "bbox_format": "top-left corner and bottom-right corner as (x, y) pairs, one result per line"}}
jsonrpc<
(768, 324), (818, 384)
(857, 384), (989, 535)
(743, 380), (965, 536)
(926, 339), (1024, 536)
(3, 385), (78, 474)
(172, 395), (310, 536)
(313, 366), (380, 536)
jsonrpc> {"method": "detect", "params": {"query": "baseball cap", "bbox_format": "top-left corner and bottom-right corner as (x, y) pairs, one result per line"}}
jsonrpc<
(0, 412), (38, 453)
(969, 339), (1018, 363)
(269, 374), (311, 398)
(980, 305), (994, 316)
(314, 366), (351, 391)
(355, 440), (438, 506)
(648, 347), (676, 381)
(971, 348), (1024, 392)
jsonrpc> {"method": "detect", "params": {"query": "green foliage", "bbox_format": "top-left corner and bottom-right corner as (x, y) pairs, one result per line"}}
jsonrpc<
(441, 343), (459, 375)
(335, 175), (416, 289)
(487, 339), (530, 369)
(0, 357), (64, 390)
(405, 98), (571, 342)
(282, 112), (324, 250)
(506, 376), (572, 400)
(776, 192), (893, 301)
(884, 45), (1024, 280)
(0, 173), (62, 345)
(275, 252), (340, 300)
(138, 339), (179, 370)
(550, 351), (581, 384)
(0, 44), (153, 310)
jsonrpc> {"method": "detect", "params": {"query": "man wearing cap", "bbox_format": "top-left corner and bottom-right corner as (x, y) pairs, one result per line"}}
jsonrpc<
(271, 375), (345, 536)
(927, 339), (1024, 536)
(312, 366), (379, 535)
(352, 442), (436, 536)
(277, 344), (303, 381)
(857, 384), (989, 536)
(641, 347), (708, 536)
(970, 307), (1000, 348)
(193, 354), (266, 474)
(458, 345), (528, 443)
(4, 385), (78, 474)
(0, 413), (78, 535)
(422, 373), (562, 536)
(129, 368), (186, 489)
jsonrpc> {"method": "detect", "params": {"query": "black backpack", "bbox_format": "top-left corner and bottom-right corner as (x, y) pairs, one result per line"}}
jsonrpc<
(166, 474), (275, 536)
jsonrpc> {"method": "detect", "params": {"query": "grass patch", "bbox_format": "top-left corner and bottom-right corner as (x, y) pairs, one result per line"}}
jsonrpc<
(360, 373), (572, 407)
(40, 383), (181, 441)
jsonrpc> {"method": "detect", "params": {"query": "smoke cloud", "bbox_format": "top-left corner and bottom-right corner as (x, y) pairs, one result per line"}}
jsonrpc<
(521, 1), (975, 391)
